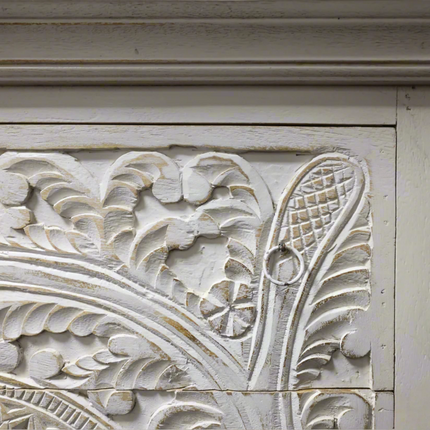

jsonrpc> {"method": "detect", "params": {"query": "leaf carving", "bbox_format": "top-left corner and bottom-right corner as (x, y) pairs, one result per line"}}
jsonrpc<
(100, 152), (181, 254)
(0, 153), (106, 258)
(292, 199), (372, 388)
(0, 152), (275, 323)
(62, 334), (192, 390)
(183, 153), (273, 338)
(0, 302), (108, 341)
(2, 153), (101, 218)
(298, 390), (372, 429)
(148, 399), (224, 430)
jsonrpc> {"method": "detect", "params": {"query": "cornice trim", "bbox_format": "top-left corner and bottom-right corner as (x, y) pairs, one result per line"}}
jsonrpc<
(0, 14), (429, 85)
(2, 62), (430, 86)
(1, 1), (430, 20)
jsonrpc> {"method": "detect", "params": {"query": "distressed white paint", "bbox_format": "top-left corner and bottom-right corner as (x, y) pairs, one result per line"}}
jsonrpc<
(0, 387), (394, 430)
(0, 122), (394, 428)
(0, 87), (396, 125)
(0, 2), (415, 424)
(0, 124), (393, 153)
(396, 87), (430, 429)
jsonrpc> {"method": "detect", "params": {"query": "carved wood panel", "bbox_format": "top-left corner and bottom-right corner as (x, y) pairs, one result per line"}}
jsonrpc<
(0, 133), (394, 429)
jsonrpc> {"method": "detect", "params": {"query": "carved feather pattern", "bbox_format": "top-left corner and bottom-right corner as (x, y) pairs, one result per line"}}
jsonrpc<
(298, 390), (372, 429)
(0, 152), (273, 316)
(24, 223), (97, 256)
(294, 198), (372, 386)
(63, 334), (192, 391)
(0, 153), (104, 255)
(120, 152), (273, 323)
(0, 302), (107, 341)
(249, 153), (369, 394)
(101, 152), (182, 261)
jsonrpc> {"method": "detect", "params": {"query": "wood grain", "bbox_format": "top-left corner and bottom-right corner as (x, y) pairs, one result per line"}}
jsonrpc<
(0, 124), (394, 153)
(0, 86), (396, 125)
(2, 1), (430, 20)
(396, 87), (430, 428)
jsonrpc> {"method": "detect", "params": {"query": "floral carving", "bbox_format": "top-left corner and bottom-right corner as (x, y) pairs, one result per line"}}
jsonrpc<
(0, 150), (379, 429)
(200, 280), (255, 338)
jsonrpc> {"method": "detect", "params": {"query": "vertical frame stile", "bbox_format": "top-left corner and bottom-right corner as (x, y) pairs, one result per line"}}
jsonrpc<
(396, 87), (430, 429)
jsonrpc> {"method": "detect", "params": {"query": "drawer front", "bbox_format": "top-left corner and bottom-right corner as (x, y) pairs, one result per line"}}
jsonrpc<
(0, 125), (394, 429)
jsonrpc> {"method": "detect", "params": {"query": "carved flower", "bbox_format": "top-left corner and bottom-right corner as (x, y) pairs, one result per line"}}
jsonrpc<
(0, 170), (31, 244)
(200, 280), (255, 338)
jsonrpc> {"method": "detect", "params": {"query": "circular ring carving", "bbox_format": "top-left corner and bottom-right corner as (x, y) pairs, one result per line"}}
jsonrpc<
(263, 242), (305, 286)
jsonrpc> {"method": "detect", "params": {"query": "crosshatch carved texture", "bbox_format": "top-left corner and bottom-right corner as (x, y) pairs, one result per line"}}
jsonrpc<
(0, 149), (388, 429)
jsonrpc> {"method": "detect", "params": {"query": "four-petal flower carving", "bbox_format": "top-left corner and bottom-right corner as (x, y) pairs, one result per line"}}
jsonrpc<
(200, 280), (255, 338)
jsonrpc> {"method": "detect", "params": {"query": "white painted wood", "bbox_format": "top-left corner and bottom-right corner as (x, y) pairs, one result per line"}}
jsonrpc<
(375, 392), (394, 430)
(0, 86), (397, 125)
(0, 20), (429, 84)
(0, 387), (384, 430)
(396, 87), (430, 429)
(0, 123), (394, 428)
(0, 124), (394, 152)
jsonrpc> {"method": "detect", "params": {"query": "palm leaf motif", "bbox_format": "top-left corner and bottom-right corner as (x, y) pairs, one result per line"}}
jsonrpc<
(2, 153), (100, 217)
(0, 152), (274, 320)
(128, 212), (220, 292)
(0, 152), (184, 261)
(0, 301), (123, 385)
(0, 302), (108, 342)
(282, 154), (368, 389)
(250, 153), (369, 389)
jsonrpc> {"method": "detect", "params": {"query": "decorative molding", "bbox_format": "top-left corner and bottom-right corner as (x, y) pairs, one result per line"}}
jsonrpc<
(1, 1), (430, 20)
(0, 15), (429, 85)
(4, 61), (430, 86)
